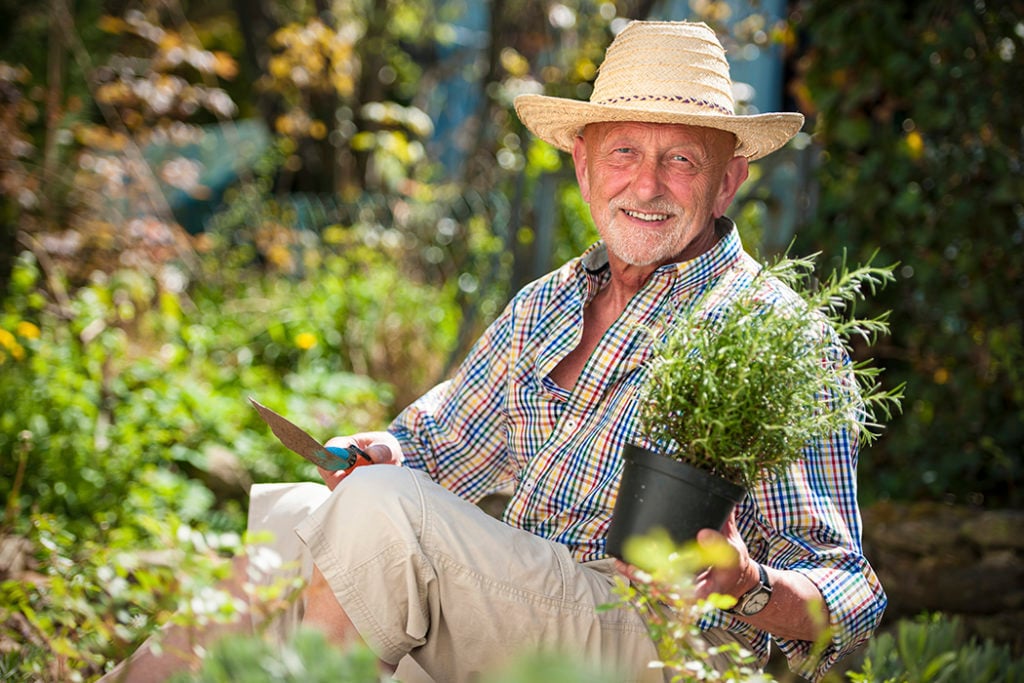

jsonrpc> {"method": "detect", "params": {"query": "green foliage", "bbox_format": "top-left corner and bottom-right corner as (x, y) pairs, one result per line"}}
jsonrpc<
(606, 529), (775, 682)
(847, 613), (1024, 683)
(0, 240), (461, 527)
(0, 514), (256, 681)
(0, 236), (460, 676)
(639, 253), (903, 488)
(0, 252), (403, 541)
(194, 210), (464, 407)
(170, 628), (382, 683)
(174, 629), (630, 683)
(479, 650), (624, 683)
(791, 0), (1024, 505)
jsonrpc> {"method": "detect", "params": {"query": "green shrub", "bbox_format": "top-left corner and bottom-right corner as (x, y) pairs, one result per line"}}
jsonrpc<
(638, 253), (902, 489)
(791, 0), (1024, 506)
(169, 628), (381, 683)
(0, 235), (462, 532)
(0, 234), (462, 677)
(1, 514), (252, 681)
(847, 613), (1024, 683)
(173, 629), (628, 683)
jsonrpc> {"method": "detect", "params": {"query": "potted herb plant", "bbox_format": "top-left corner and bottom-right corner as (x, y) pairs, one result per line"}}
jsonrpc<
(605, 253), (904, 560)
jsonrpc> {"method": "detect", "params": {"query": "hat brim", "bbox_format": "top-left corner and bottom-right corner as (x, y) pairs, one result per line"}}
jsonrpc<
(514, 94), (805, 161)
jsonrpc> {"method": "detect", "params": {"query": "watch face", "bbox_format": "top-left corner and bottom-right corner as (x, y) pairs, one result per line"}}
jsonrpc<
(741, 590), (771, 615)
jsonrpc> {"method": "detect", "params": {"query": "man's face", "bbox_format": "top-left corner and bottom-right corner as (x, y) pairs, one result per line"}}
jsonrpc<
(573, 121), (747, 267)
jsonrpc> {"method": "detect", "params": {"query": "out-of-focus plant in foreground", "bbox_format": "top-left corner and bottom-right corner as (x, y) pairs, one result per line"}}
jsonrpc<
(605, 529), (770, 682)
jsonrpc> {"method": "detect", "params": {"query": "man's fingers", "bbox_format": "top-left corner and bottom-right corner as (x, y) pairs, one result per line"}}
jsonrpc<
(720, 509), (740, 537)
(614, 559), (639, 580)
(363, 443), (394, 464)
(317, 437), (399, 489)
(697, 527), (725, 545)
(317, 466), (348, 491)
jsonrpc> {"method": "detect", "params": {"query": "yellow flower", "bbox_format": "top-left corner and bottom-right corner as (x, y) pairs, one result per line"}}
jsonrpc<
(500, 48), (530, 78)
(308, 120), (327, 140)
(16, 321), (40, 339)
(295, 332), (317, 350)
(0, 329), (24, 361)
(266, 244), (294, 270)
(269, 55), (291, 80)
(212, 51), (239, 80)
(98, 15), (129, 34)
(573, 57), (596, 82)
(905, 130), (924, 160)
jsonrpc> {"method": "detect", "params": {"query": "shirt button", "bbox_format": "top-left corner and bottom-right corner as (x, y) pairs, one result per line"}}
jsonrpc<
(565, 418), (577, 430)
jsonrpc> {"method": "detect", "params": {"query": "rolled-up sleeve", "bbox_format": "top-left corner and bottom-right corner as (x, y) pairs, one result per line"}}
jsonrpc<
(770, 428), (885, 679)
(715, 423), (887, 681)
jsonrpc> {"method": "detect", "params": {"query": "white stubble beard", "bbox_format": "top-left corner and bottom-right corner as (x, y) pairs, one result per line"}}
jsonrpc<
(598, 201), (693, 267)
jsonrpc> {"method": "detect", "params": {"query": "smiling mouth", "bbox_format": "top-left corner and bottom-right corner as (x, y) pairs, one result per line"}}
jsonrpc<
(623, 209), (670, 222)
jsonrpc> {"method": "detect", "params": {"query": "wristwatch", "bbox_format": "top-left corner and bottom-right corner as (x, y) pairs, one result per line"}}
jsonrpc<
(728, 563), (772, 616)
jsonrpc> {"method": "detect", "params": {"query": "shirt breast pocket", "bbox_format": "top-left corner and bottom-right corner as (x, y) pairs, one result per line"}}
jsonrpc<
(506, 368), (565, 459)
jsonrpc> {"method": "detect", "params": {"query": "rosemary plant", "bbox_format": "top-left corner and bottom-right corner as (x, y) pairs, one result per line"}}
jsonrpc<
(637, 253), (904, 489)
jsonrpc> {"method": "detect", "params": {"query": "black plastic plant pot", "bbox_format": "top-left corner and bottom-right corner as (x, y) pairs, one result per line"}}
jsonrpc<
(605, 444), (747, 561)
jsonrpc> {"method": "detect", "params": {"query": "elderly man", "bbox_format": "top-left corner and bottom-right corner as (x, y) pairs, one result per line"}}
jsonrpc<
(103, 20), (885, 683)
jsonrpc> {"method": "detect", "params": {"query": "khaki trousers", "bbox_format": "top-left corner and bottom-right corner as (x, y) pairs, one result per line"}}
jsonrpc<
(246, 465), (746, 682)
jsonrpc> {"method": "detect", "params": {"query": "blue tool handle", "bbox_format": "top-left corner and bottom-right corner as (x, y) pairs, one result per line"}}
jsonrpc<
(324, 445), (374, 471)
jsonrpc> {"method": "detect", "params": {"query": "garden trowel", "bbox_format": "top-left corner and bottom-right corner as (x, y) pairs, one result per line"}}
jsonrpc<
(249, 397), (374, 471)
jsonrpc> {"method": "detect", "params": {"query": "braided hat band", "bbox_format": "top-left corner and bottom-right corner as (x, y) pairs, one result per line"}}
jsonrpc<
(514, 21), (804, 161)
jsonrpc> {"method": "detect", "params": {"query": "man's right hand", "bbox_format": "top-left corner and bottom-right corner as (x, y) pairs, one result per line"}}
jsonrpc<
(318, 431), (403, 490)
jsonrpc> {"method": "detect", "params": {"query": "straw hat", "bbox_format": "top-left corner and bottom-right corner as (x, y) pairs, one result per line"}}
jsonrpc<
(514, 21), (804, 161)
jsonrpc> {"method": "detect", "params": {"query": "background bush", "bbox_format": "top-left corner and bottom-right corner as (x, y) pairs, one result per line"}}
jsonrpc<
(0, 233), (461, 678)
(790, 0), (1024, 507)
(846, 613), (1024, 683)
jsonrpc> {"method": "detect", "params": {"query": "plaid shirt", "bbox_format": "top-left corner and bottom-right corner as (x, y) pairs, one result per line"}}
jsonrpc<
(389, 222), (886, 680)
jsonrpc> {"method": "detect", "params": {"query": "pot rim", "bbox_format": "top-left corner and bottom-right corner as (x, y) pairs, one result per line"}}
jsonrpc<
(622, 443), (746, 502)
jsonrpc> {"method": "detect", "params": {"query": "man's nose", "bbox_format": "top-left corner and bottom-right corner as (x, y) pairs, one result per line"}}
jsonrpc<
(630, 157), (664, 200)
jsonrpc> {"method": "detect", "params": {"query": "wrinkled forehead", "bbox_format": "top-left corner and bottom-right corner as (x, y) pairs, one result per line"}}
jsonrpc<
(580, 120), (738, 154)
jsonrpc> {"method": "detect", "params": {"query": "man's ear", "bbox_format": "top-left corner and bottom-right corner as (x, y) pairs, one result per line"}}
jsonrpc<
(572, 134), (591, 202)
(714, 155), (750, 217)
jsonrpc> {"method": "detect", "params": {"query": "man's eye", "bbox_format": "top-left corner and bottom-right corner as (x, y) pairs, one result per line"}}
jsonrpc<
(671, 154), (690, 163)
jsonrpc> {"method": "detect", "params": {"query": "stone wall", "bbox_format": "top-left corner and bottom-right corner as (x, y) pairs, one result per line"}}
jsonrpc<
(862, 501), (1024, 653)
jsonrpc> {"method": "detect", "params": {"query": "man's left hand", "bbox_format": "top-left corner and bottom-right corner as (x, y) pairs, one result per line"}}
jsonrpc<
(694, 511), (758, 600)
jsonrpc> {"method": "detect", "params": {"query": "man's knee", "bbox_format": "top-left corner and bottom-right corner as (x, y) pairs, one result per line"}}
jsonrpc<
(333, 466), (424, 520)
(303, 466), (429, 561)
